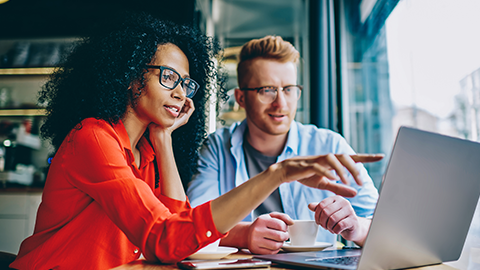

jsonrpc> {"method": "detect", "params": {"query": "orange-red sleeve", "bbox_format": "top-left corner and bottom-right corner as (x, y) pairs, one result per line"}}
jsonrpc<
(62, 121), (225, 262)
(145, 197), (226, 263)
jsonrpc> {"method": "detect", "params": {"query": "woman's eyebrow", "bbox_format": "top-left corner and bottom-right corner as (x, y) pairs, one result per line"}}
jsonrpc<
(162, 65), (191, 78)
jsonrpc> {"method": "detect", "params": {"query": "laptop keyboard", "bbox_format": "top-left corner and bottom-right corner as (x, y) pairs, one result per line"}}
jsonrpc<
(306, 255), (360, 266)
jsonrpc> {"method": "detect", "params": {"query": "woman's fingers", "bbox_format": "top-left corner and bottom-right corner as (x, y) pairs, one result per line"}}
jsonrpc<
(179, 98), (195, 120)
(323, 154), (349, 185)
(296, 165), (357, 197)
(322, 154), (384, 186)
(282, 153), (383, 196)
(186, 98), (195, 115)
(320, 181), (358, 197)
(335, 154), (362, 186)
(170, 98), (195, 131)
(298, 176), (358, 197)
(350, 154), (384, 163)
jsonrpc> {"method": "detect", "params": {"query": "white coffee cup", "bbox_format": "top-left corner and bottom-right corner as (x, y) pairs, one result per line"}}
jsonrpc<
(197, 239), (220, 252)
(288, 220), (319, 246)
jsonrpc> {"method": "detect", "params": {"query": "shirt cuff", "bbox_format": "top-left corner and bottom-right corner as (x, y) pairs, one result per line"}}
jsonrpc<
(157, 193), (191, 212)
(192, 201), (228, 246)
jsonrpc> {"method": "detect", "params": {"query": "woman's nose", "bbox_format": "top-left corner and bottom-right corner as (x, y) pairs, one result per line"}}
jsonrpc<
(172, 83), (187, 100)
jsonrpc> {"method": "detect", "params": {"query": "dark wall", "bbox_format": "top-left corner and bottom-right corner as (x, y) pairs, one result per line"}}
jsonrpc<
(0, 0), (196, 38)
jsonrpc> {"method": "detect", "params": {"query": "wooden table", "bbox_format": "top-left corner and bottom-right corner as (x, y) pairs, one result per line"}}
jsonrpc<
(111, 251), (459, 270)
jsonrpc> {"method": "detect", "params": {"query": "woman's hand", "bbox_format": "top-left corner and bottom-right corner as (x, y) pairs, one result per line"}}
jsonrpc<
(271, 154), (384, 197)
(169, 97), (195, 132)
(145, 98), (195, 201)
(148, 98), (195, 143)
(210, 153), (383, 234)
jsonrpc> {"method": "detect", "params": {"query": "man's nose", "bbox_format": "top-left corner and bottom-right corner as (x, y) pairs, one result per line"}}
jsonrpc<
(271, 89), (288, 107)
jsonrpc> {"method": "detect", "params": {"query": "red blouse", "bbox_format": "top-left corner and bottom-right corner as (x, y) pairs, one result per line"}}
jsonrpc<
(11, 118), (225, 270)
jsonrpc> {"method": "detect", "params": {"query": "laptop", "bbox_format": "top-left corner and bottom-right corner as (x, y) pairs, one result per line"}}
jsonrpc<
(254, 126), (480, 270)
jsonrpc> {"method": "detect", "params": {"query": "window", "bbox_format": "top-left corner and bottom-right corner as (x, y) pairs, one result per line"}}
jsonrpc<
(339, 0), (480, 267)
(340, 0), (480, 188)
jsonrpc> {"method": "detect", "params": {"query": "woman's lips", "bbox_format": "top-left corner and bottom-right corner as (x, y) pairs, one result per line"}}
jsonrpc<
(164, 105), (180, 117)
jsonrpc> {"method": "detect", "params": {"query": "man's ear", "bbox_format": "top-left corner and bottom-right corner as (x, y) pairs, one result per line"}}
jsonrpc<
(234, 88), (246, 109)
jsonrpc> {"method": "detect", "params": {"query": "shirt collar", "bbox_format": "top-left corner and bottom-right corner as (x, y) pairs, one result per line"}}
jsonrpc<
(282, 120), (299, 157)
(230, 120), (299, 157)
(112, 120), (155, 169)
(113, 120), (132, 152)
(231, 120), (248, 148)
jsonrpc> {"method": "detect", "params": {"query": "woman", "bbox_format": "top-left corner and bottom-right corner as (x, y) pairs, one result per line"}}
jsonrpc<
(11, 13), (381, 270)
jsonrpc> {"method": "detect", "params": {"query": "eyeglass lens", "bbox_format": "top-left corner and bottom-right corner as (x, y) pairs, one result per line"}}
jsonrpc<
(160, 69), (179, 89)
(157, 66), (199, 98)
(259, 86), (301, 103)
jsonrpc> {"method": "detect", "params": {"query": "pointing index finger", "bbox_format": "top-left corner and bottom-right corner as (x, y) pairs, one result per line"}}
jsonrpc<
(350, 154), (384, 163)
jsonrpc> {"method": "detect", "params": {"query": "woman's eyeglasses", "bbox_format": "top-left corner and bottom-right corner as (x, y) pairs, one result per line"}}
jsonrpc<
(241, 85), (302, 104)
(145, 65), (199, 98)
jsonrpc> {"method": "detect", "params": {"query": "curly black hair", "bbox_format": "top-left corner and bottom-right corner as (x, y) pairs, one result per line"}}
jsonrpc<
(39, 12), (227, 186)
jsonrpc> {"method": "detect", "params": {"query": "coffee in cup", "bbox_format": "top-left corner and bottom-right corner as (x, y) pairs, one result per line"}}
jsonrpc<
(288, 220), (319, 246)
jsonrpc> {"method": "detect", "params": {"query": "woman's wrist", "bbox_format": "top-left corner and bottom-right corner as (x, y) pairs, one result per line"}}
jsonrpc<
(149, 130), (172, 150)
(265, 162), (285, 187)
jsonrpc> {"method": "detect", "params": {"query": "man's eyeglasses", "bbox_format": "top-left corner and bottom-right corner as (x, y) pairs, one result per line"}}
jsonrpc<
(240, 85), (303, 104)
(145, 65), (199, 98)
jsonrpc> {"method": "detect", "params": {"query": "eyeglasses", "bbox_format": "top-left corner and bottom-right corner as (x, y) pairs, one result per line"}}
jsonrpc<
(240, 85), (303, 104)
(145, 65), (200, 98)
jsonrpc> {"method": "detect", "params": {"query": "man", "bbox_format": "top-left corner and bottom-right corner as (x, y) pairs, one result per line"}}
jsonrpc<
(187, 36), (379, 254)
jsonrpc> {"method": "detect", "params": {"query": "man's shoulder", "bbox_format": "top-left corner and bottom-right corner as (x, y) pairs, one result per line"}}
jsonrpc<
(200, 123), (236, 154)
(207, 125), (232, 142)
(293, 121), (343, 139)
(207, 121), (244, 141)
(290, 121), (351, 154)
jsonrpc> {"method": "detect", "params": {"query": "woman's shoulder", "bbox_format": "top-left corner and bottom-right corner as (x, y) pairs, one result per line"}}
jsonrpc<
(69, 118), (118, 142)
(80, 118), (113, 128)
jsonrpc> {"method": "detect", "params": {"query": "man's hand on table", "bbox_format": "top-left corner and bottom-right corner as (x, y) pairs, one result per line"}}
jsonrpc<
(309, 195), (370, 246)
(246, 212), (294, 254)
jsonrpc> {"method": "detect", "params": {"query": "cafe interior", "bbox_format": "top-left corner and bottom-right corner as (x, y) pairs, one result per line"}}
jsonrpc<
(0, 0), (479, 269)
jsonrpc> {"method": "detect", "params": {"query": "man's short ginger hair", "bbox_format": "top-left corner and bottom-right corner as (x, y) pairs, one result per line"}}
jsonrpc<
(237, 35), (299, 88)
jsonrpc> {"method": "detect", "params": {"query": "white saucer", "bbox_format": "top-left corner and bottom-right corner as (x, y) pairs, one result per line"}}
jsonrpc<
(281, 242), (332, 252)
(187, 247), (239, 260)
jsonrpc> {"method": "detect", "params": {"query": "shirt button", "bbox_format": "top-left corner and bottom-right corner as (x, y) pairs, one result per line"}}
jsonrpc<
(206, 231), (212, 237)
(134, 249), (139, 254)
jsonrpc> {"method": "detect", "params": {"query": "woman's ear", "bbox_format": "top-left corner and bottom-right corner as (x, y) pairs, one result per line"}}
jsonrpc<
(234, 88), (246, 109)
(129, 79), (142, 96)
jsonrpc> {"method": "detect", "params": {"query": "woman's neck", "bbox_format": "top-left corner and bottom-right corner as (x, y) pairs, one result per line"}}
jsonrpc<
(122, 113), (147, 152)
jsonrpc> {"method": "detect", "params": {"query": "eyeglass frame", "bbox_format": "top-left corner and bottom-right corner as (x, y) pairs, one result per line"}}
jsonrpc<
(240, 85), (303, 104)
(145, 65), (200, 98)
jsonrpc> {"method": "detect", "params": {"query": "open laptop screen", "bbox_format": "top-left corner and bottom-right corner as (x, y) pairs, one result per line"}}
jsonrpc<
(255, 127), (480, 270)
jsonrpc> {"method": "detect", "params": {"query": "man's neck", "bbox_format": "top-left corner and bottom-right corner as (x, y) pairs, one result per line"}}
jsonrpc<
(245, 127), (288, 157)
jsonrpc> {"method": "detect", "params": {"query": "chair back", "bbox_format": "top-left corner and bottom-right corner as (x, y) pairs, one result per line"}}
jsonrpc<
(0, 251), (16, 270)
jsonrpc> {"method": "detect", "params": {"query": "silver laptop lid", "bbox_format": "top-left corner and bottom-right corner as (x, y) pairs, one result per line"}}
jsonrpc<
(254, 127), (480, 269)
(358, 126), (480, 270)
